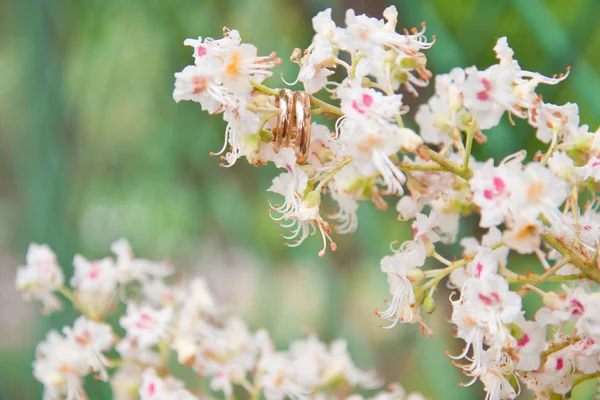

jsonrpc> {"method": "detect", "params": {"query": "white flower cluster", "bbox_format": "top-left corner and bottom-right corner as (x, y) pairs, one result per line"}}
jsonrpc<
(17, 242), (425, 400)
(173, 5), (600, 399)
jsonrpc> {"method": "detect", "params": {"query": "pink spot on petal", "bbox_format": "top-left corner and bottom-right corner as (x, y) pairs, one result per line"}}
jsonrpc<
(556, 357), (564, 370)
(476, 91), (490, 101)
(362, 93), (373, 107)
(148, 382), (156, 396)
(88, 264), (100, 280)
(517, 334), (530, 347)
(481, 78), (492, 92)
(570, 299), (584, 315)
(478, 293), (493, 306)
(197, 46), (207, 57)
(492, 177), (505, 192)
(352, 100), (364, 114)
(483, 189), (494, 200)
(490, 292), (501, 303)
(475, 262), (484, 278)
(135, 313), (154, 329)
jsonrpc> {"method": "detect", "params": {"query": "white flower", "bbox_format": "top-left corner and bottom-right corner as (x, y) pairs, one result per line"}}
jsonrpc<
(111, 365), (144, 400)
(511, 316), (546, 371)
(342, 6), (433, 57)
(451, 276), (522, 378)
(462, 65), (516, 130)
(575, 155), (600, 182)
(116, 336), (161, 366)
(548, 151), (575, 180)
(120, 303), (173, 348)
(416, 68), (467, 145)
(33, 330), (89, 400)
(510, 162), (568, 223)
(71, 254), (118, 316)
(184, 30), (241, 63)
(312, 8), (343, 42)
(298, 35), (335, 94)
(63, 316), (114, 380)
(139, 369), (197, 400)
(16, 243), (64, 314)
(530, 103), (580, 144)
(71, 255), (117, 293)
(221, 43), (278, 94)
(337, 83), (413, 194)
(173, 57), (233, 113)
(479, 351), (518, 400)
(111, 238), (173, 284)
(377, 252), (418, 328)
(502, 219), (542, 254)
(576, 293), (600, 341)
(191, 318), (261, 398)
(469, 158), (521, 227)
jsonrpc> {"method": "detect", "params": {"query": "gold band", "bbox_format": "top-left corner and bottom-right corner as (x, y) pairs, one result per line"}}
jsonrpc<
(273, 89), (311, 165)
(274, 88), (295, 152)
(293, 91), (311, 165)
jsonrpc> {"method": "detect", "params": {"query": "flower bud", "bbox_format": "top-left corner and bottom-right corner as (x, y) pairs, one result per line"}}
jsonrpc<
(304, 190), (322, 208)
(542, 291), (564, 310)
(259, 129), (274, 143)
(423, 294), (435, 314)
(400, 128), (424, 153)
(399, 57), (418, 69)
(407, 268), (425, 283)
(425, 240), (435, 257)
(300, 164), (317, 179)
(242, 133), (261, 156)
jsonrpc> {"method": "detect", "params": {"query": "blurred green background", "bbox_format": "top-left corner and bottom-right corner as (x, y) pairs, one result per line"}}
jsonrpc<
(2, 0), (600, 398)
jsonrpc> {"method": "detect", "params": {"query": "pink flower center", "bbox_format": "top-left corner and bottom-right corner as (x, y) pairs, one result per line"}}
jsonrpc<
(483, 176), (507, 200)
(478, 291), (501, 306)
(476, 78), (492, 101)
(148, 382), (157, 396)
(135, 313), (154, 329)
(570, 299), (584, 315)
(351, 93), (374, 114)
(517, 334), (530, 347)
(475, 262), (484, 278)
(196, 46), (207, 57)
(88, 264), (101, 280)
(556, 357), (564, 370)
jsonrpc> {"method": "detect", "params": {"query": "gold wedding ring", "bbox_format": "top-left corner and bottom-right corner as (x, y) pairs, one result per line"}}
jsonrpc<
(273, 89), (311, 165)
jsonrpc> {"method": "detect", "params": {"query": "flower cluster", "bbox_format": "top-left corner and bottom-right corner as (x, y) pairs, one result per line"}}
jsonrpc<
(173, 5), (600, 399)
(17, 242), (425, 400)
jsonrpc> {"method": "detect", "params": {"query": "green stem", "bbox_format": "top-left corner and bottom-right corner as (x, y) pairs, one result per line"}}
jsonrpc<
(56, 286), (86, 315)
(506, 273), (585, 284)
(541, 336), (583, 361)
(420, 241), (504, 292)
(570, 371), (600, 392)
(419, 146), (473, 180)
(396, 163), (447, 173)
(462, 122), (476, 172)
(517, 257), (572, 296)
(315, 157), (353, 192)
(250, 80), (343, 117)
(250, 80), (278, 96)
(310, 95), (343, 116)
(541, 233), (600, 283)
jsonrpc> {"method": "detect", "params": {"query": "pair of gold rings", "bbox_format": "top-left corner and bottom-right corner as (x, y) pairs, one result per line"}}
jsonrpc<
(273, 89), (311, 165)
